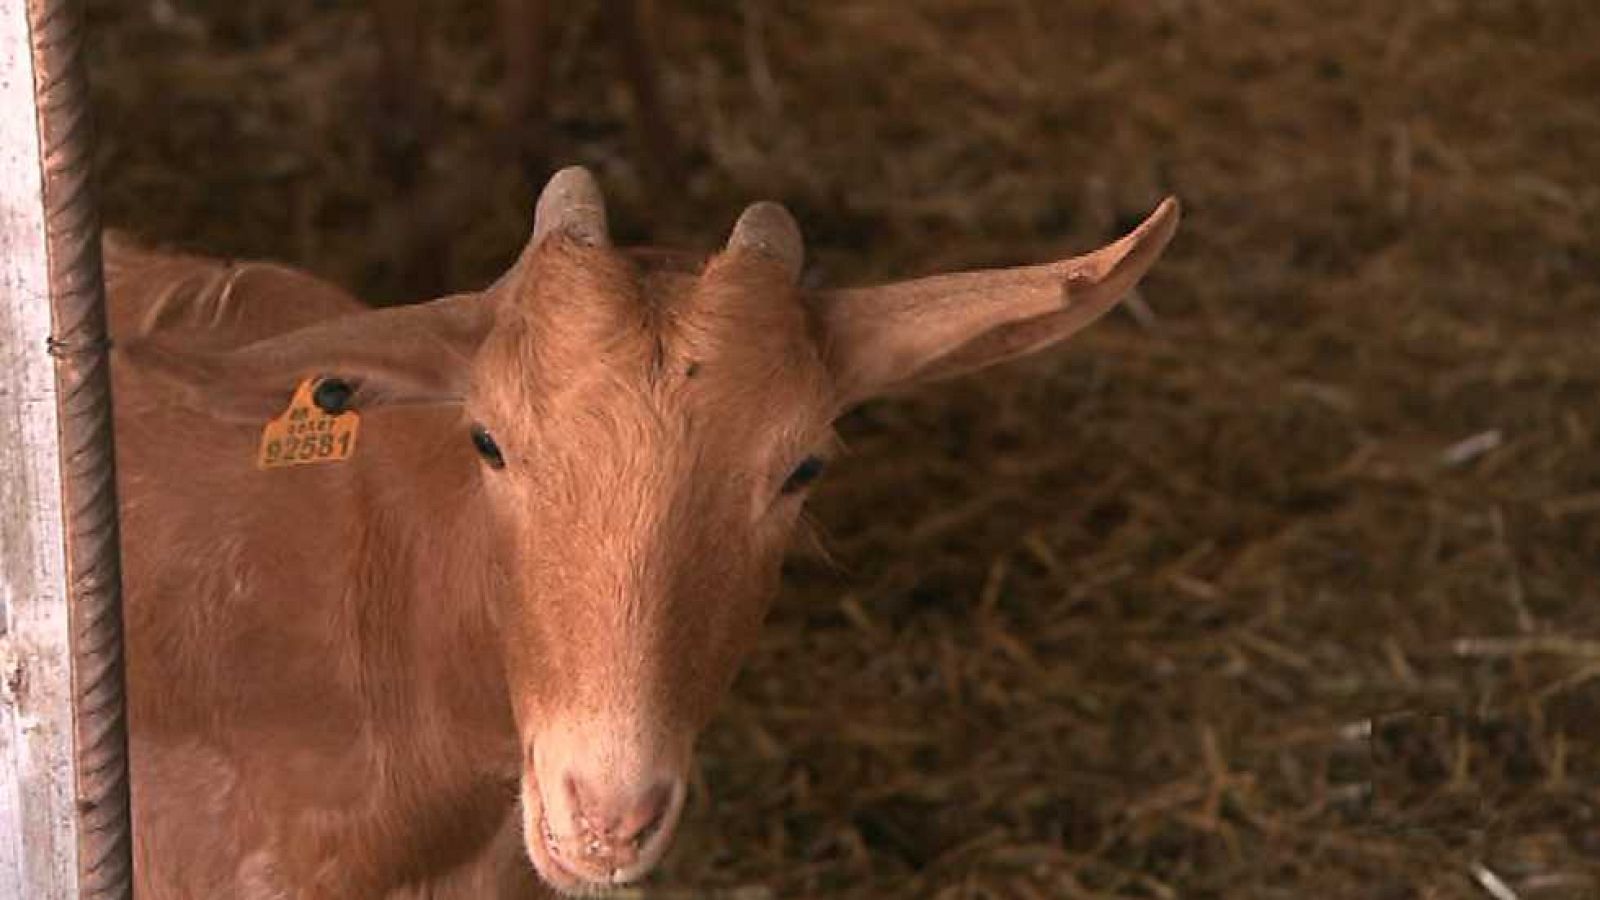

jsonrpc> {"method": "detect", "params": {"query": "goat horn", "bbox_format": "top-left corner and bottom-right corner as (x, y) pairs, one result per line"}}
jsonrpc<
(725, 201), (803, 282)
(532, 166), (610, 247)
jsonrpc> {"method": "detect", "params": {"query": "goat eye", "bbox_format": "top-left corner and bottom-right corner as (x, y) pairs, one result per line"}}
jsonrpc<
(470, 425), (505, 470)
(780, 456), (826, 495)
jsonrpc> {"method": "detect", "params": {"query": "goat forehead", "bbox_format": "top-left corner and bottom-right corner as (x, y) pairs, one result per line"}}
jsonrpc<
(503, 243), (813, 372)
(482, 311), (823, 416)
(519, 381), (814, 473)
(473, 243), (829, 449)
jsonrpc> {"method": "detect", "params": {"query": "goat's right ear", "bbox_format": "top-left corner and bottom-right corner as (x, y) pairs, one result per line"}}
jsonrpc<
(813, 198), (1179, 407)
(120, 292), (493, 422)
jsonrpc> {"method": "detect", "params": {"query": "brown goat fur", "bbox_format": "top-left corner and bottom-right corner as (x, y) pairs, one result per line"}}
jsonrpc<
(110, 169), (1177, 897)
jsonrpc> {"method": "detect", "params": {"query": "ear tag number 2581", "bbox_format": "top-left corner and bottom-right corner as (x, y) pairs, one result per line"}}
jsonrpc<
(257, 379), (360, 469)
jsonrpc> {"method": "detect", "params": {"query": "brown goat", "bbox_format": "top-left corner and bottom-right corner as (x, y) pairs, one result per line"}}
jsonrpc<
(110, 167), (1179, 897)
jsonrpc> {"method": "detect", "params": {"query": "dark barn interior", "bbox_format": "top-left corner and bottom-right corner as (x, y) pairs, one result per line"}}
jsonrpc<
(87, 1), (1600, 897)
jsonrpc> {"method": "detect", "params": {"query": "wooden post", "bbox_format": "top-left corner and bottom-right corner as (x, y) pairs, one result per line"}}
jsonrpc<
(0, 0), (132, 897)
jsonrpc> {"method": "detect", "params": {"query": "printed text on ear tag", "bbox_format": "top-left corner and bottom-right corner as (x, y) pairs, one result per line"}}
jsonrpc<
(257, 378), (360, 469)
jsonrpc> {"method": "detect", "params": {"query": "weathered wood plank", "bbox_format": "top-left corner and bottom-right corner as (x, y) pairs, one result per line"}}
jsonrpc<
(0, 0), (82, 893)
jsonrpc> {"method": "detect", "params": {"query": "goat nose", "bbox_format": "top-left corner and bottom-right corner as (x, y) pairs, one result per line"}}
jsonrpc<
(552, 776), (678, 876)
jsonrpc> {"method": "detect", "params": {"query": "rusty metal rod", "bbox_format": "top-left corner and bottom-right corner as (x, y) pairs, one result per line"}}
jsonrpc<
(27, 0), (133, 895)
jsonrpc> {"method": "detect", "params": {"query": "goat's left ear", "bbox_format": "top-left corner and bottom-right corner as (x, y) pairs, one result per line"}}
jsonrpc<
(813, 198), (1180, 406)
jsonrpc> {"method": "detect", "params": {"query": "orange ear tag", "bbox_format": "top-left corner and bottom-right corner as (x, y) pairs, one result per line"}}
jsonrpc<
(257, 378), (360, 469)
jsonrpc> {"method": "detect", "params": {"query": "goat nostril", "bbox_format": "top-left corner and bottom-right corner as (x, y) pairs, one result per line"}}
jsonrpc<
(563, 772), (582, 810)
(622, 782), (675, 849)
(632, 799), (667, 849)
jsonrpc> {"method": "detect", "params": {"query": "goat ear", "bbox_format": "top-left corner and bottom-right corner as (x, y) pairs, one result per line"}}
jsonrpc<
(119, 292), (493, 423)
(814, 198), (1179, 406)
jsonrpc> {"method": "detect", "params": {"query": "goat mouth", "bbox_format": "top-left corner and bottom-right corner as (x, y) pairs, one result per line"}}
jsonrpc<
(519, 784), (603, 897)
(522, 792), (593, 896)
(521, 776), (671, 898)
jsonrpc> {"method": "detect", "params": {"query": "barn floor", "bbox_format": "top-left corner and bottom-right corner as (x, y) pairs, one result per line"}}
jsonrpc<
(86, 2), (1600, 898)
